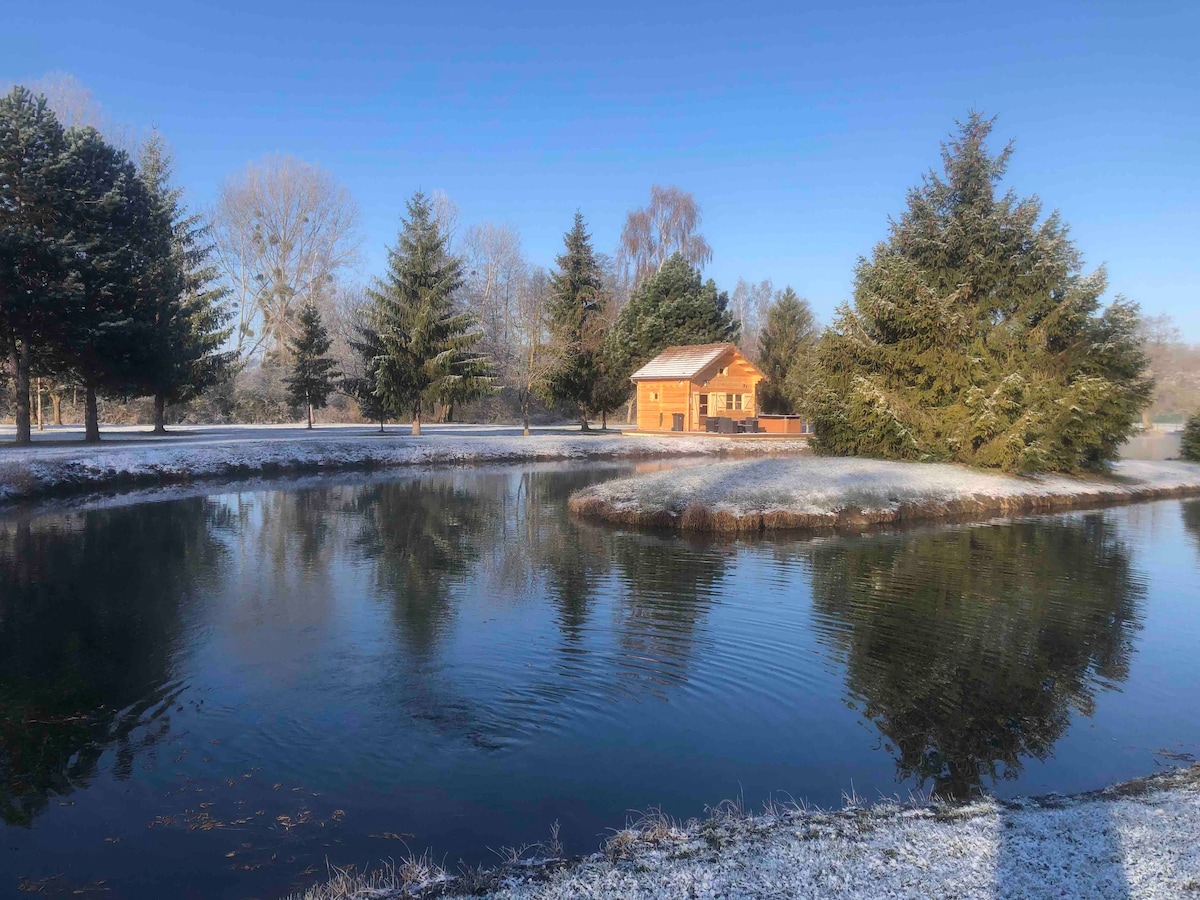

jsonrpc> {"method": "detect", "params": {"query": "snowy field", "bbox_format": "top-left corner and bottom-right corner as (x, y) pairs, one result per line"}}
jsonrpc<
(0, 423), (811, 504)
(298, 766), (1200, 900)
(569, 455), (1200, 532)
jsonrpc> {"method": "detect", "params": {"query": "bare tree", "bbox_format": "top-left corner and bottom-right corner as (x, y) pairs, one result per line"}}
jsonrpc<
(617, 185), (713, 286)
(211, 155), (361, 361)
(509, 268), (563, 435)
(16, 71), (137, 149)
(730, 278), (777, 359)
(429, 189), (461, 249)
(461, 222), (525, 366)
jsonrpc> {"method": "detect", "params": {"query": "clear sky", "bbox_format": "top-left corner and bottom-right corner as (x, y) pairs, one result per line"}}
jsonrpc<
(6, 0), (1198, 336)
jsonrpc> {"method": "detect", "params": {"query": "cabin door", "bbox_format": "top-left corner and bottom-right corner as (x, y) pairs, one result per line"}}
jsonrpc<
(697, 393), (708, 431)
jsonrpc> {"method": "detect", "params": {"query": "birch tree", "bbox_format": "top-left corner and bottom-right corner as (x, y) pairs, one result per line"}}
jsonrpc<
(617, 185), (713, 286)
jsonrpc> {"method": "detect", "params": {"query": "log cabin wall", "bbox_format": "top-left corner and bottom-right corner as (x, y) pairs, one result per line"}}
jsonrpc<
(636, 379), (692, 432)
(689, 353), (760, 427)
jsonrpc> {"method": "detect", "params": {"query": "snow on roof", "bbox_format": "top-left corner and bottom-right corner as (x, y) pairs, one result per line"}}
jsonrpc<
(630, 343), (740, 381)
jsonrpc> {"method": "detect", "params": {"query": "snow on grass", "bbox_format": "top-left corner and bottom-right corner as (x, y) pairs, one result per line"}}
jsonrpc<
(292, 766), (1200, 900)
(568, 455), (1200, 532)
(0, 424), (811, 505)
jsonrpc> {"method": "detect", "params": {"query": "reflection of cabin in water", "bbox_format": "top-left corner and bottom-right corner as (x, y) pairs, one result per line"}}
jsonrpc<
(630, 342), (808, 435)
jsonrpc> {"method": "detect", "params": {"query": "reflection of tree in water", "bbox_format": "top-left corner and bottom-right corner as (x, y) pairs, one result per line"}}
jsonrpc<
(0, 499), (227, 826)
(512, 469), (613, 640)
(1183, 500), (1200, 557)
(607, 531), (728, 688)
(806, 515), (1143, 799)
(354, 477), (494, 655)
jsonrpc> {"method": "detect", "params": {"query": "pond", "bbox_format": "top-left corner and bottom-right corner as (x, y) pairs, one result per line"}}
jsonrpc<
(2, 463), (1199, 898)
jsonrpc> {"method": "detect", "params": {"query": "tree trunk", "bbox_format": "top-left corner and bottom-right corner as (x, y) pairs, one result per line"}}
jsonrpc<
(35, 378), (44, 431)
(84, 384), (100, 443)
(601, 410), (607, 431)
(51, 392), (62, 426)
(580, 405), (590, 432)
(522, 395), (531, 437)
(626, 398), (635, 425)
(444, 402), (454, 424)
(10, 339), (31, 445)
(306, 402), (313, 429)
(378, 418), (385, 434)
(153, 394), (167, 434)
(411, 409), (421, 436)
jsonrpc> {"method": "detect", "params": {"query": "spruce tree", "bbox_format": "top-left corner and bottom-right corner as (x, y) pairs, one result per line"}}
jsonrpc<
(1182, 412), (1200, 462)
(345, 308), (388, 432)
(607, 253), (740, 383)
(137, 133), (234, 433)
(284, 302), (339, 428)
(368, 192), (491, 435)
(0, 87), (72, 445)
(546, 212), (606, 430)
(58, 126), (165, 443)
(757, 287), (818, 414)
(811, 113), (1153, 473)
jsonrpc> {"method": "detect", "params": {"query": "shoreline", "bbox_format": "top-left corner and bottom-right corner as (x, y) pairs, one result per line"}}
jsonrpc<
(568, 456), (1200, 533)
(0, 424), (810, 507)
(295, 764), (1200, 899)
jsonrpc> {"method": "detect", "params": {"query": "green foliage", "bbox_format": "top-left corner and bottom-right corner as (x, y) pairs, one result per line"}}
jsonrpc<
(546, 212), (606, 422)
(367, 192), (492, 430)
(57, 127), (165, 397)
(606, 253), (740, 384)
(284, 302), (339, 417)
(811, 113), (1153, 473)
(0, 87), (73, 343)
(137, 132), (235, 408)
(1182, 412), (1200, 462)
(756, 287), (818, 415)
(344, 305), (388, 427)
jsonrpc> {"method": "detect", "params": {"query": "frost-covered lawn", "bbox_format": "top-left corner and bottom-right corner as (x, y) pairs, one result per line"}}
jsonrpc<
(0, 423), (811, 504)
(297, 766), (1200, 900)
(568, 455), (1200, 532)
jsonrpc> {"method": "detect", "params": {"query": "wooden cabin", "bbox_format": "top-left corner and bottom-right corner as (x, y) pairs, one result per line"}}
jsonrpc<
(631, 343), (768, 433)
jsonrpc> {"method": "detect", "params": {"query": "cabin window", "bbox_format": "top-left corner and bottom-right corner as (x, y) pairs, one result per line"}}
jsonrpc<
(719, 366), (728, 376)
(650, 391), (659, 401)
(698, 394), (708, 416)
(726, 393), (743, 411)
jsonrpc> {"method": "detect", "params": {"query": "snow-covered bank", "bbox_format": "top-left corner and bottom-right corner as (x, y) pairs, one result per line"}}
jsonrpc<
(568, 456), (1200, 532)
(0, 424), (810, 505)
(295, 765), (1200, 900)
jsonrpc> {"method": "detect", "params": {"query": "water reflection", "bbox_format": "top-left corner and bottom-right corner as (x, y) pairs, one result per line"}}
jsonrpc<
(1183, 500), (1200, 557)
(805, 515), (1144, 798)
(0, 499), (228, 826)
(2, 468), (1191, 899)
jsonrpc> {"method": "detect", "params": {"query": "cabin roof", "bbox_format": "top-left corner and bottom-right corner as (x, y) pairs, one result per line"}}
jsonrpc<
(630, 342), (757, 381)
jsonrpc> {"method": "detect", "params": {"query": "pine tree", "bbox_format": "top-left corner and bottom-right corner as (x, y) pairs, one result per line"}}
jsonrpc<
(0, 87), (72, 445)
(1182, 412), (1200, 462)
(811, 113), (1153, 473)
(137, 132), (234, 433)
(546, 212), (606, 430)
(368, 192), (491, 436)
(757, 287), (818, 415)
(607, 253), (740, 384)
(57, 126), (165, 443)
(344, 307), (388, 432)
(284, 302), (339, 428)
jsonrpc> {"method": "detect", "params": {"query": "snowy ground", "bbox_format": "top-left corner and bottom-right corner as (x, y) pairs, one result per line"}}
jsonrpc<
(0, 423), (811, 504)
(296, 766), (1200, 900)
(568, 456), (1200, 532)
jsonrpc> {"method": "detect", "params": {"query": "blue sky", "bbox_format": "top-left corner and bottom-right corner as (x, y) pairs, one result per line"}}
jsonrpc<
(6, 0), (1199, 336)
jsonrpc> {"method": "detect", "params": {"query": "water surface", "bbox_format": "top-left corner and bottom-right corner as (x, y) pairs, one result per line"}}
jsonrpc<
(2, 464), (1198, 898)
